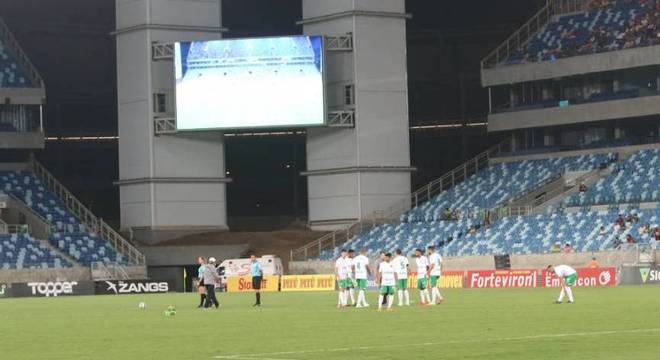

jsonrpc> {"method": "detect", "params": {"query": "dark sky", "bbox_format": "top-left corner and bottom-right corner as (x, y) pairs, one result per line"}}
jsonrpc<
(0, 0), (541, 221)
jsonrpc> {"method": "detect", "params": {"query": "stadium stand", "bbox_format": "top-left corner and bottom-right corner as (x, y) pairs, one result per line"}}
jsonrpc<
(0, 233), (71, 269)
(0, 171), (125, 265)
(402, 153), (614, 222)
(0, 38), (28, 87)
(316, 145), (660, 260)
(567, 148), (660, 206)
(507, 0), (660, 64)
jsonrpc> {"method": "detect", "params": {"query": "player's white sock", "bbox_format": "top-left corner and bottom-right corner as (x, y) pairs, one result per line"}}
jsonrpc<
(349, 288), (356, 305)
(337, 292), (342, 307)
(420, 289), (429, 304)
(387, 295), (394, 309)
(565, 287), (574, 302)
(378, 295), (384, 310)
(404, 290), (410, 305)
(557, 288), (565, 302)
(397, 290), (403, 306)
(356, 290), (363, 306)
(434, 288), (443, 303)
(431, 287), (437, 304)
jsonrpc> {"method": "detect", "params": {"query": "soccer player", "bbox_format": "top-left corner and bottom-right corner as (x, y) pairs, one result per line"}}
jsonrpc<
(346, 249), (357, 306)
(250, 255), (263, 307)
(547, 264), (578, 304)
(414, 248), (431, 305)
(377, 253), (397, 311)
(335, 249), (350, 308)
(427, 246), (444, 305)
(353, 248), (371, 308)
(392, 249), (410, 306)
(196, 256), (207, 308)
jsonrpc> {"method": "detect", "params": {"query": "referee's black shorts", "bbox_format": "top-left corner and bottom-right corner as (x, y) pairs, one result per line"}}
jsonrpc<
(252, 276), (262, 290)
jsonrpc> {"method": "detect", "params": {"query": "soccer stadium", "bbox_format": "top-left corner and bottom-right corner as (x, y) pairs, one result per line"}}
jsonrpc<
(1, 0), (659, 359)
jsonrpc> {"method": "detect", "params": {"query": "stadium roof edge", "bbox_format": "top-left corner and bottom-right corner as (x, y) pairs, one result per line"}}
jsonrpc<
(297, 10), (411, 26)
(111, 24), (228, 36)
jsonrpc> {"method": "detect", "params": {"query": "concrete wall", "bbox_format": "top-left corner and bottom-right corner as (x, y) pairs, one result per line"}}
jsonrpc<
(140, 244), (249, 266)
(115, 0), (229, 244)
(0, 132), (44, 149)
(288, 250), (643, 274)
(302, 0), (412, 230)
(482, 45), (660, 86)
(488, 94), (660, 132)
(0, 266), (91, 283)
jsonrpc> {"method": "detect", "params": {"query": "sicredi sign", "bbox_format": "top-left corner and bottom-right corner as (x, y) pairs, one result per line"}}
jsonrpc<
(620, 266), (660, 285)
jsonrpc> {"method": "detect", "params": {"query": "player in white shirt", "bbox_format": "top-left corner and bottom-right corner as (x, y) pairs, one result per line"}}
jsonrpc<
(427, 245), (444, 305)
(334, 249), (350, 308)
(353, 248), (371, 308)
(346, 249), (357, 306)
(414, 248), (431, 305)
(547, 264), (578, 304)
(391, 249), (410, 306)
(377, 253), (398, 311)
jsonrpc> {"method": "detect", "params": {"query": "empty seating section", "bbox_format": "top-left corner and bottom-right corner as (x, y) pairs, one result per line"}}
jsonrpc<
(320, 207), (659, 259)
(507, 1), (657, 65)
(567, 148), (660, 206)
(318, 147), (660, 260)
(403, 153), (613, 222)
(0, 39), (28, 87)
(0, 171), (125, 265)
(0, 233), (70, 269)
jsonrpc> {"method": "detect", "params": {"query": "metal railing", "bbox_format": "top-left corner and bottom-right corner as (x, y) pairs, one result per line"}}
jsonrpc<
(91, 262), (130, 281)
(0, 17), (44, 88)
(29, 159), (146, 265)
(481, 0), (588, 69)
(290, 139), (511, 261)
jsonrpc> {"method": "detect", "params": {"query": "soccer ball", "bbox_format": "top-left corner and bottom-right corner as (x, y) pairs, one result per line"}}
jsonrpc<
(138, 302), (146, 310)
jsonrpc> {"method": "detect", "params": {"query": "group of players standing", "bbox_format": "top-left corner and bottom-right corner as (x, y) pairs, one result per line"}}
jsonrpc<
(334, 246), (445, 311)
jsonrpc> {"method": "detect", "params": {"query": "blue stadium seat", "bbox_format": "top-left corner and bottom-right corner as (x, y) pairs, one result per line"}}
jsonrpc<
(0, 233), (71, 269)
(0, 39), (29, 88)
(0, 171), (126, 265)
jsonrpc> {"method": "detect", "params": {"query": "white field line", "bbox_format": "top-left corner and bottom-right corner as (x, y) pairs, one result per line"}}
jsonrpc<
(213, 328), (660, 359)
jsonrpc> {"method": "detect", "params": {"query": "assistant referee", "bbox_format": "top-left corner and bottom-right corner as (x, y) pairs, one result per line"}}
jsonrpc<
(250, 255), (263, 307)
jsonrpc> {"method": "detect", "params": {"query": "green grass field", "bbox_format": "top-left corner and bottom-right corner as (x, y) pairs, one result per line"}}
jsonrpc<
(2, 286), (659, 360)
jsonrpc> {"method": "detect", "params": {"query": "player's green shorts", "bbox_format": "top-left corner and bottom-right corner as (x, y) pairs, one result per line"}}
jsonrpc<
(379, 285), (395, 295)
(338, 279), (351, 289)
(430, 275), (440, 287)
(355, 278), (367, 290)
(417, 278), (428, 290)
(396, 279), (408, 289)
(564, 273), (577, 286)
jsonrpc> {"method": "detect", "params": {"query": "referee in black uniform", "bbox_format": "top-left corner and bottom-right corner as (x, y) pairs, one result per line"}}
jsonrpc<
(250, 255), (263, 307)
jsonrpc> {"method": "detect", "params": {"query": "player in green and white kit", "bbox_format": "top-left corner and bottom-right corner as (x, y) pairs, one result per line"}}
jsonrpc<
(427, 246), (444, 305)
(414, 248), (431, 305)
(377, 253), (398, 311)
(346, 249), (357, 306)
(353, 248), (371, 308)
(547, 264), (578, 304)
(391, 249), (410, 306)
(335, 249), (350, 308)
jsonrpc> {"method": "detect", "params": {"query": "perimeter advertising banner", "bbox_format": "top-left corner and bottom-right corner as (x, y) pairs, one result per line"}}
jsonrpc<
(467, 269), (538, 288)
(542, 268), (616, 287)
(95, 280), (174, 295)
(620, 266), (660, 285)
(226, 276), (279, 292)
(280, 274), (335, 292)
(11, 281), (95, 297)
(406, 271), (465, 289)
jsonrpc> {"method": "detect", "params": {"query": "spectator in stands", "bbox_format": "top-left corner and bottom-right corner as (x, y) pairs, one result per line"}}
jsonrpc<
(626, 234), (637, 244)
(579, 182), (588, 192)
(614, 214), (626, 231)
(551, 242), (562, 253)
(588, 257), (601, 269)
(599, 226), (608, 236)
(613, 236), (623, 249)
(638, 223), (651, 235)
(563, 243), (573, 253)
(654, 226), (660, 241)
(626, 213), (640, 223)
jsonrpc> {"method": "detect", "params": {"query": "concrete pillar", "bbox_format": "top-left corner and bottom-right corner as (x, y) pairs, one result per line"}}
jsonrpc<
(115, 0), (229, 243)
(301, 0), (413, 230)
